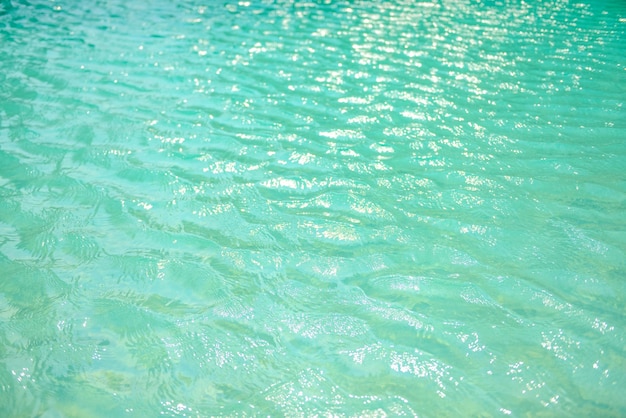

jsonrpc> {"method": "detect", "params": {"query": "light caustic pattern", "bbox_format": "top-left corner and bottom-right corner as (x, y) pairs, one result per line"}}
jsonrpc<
(0, 0), (625, 416)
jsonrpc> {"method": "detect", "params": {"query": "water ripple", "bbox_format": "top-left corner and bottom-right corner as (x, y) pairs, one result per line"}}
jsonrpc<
(1, 0), (625, 416)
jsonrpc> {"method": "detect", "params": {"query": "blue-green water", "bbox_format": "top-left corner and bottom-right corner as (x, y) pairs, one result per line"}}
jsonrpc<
(1, 0), (625, 415)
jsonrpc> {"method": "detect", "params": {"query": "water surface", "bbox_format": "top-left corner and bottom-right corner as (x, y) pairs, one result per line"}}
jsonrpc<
(1, 0), (625, 416)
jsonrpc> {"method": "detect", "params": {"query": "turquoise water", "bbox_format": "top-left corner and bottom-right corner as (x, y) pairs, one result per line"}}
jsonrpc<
(1, 0), (625, 415)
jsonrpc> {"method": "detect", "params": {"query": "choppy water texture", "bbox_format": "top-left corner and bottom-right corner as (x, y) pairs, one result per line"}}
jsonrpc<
(1, 0), (625, 416)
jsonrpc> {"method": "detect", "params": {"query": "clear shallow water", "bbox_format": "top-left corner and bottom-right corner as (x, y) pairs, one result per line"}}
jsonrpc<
(1, 0), (625, 415)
